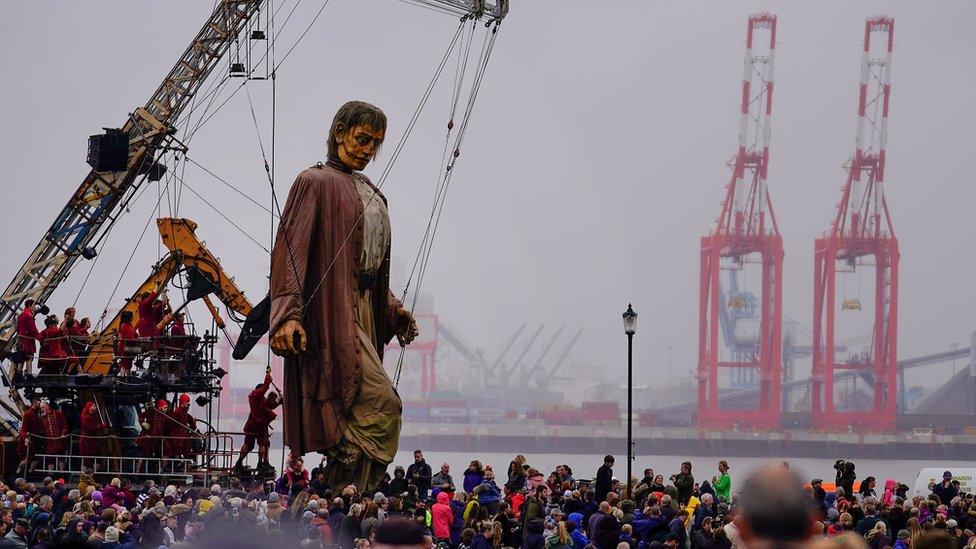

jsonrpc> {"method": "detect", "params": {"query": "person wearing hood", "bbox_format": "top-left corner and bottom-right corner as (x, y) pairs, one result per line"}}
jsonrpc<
(390, 466), (409, 496)
(594, 510), (622, 549)
(432, 491), (453, 543)
(60, 517), (88, 545)
(523, 518), (546, 549)
(893, 529), (910, 549)
(881, 478), (897, 507)
(567, 514), (589, 549)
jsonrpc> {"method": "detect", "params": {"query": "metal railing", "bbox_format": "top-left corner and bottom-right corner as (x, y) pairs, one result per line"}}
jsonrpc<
(22, 431), (238, 483)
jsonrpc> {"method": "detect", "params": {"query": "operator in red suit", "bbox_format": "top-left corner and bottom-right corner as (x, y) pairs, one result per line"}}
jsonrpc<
(117, 310), (139, 376)
(138, 400), (170, 472)
(170, 313), (187, 336)
(136, 285), (168, 337)
(79, 400), (108, 467)
(166, 394), (196, 460)
(38, 315), (67, 375)
(16, 400), (41, 473)
(11, 299), (42, 381)
(37, 401), (69, 469)
(19, 400), (68, 473)
(235, 369), (281, 472)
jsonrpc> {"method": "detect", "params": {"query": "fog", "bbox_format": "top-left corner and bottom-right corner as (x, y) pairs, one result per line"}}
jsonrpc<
(1, 1), (974, 399)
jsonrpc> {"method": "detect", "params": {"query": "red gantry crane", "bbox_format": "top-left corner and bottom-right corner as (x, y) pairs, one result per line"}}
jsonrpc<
(698, 13), (783, 429)
(812, 17), (898, 431)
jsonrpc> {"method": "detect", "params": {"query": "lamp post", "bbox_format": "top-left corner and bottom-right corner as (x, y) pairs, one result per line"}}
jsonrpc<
(622, 303), (637, 498)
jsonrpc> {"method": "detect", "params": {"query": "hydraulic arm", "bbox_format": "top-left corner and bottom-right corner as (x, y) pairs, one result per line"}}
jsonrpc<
(81, 218), (253, 375)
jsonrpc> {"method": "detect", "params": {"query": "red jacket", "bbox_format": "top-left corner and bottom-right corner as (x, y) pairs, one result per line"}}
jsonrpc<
(39, 326), (67, 361)
(243, 374), (278, 434)
(80, 402), (107, 455)
(38, 409), (68, 454)
(170, 319), (186, 336)
(17, 407), (40, 455)
(165, 406), (195, 456)
(16, 308), (41, 354)
(117, 322), (138, 370)
(136, 291), (158, 337)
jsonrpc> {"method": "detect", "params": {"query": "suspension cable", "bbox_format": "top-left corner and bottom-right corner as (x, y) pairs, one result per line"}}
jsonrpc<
(393, 19), (501, 386)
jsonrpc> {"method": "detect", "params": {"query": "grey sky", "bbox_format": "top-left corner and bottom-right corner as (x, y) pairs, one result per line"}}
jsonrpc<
(1, 1), (974, 395)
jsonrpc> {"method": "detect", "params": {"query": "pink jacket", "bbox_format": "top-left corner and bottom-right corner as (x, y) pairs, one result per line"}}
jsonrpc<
(431, 491), (453, 540)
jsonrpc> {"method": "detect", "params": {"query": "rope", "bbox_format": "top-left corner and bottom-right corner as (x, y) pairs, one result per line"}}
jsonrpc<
(168, 172), (270, 254)
(297, 20), (466, 315)
(393, 19), (501, 386)
(184, 156), (277, 218)
(96, 181), (173, 331)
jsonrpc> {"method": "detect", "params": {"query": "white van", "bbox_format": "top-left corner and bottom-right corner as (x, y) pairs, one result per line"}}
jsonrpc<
(912, 467), (976, 496)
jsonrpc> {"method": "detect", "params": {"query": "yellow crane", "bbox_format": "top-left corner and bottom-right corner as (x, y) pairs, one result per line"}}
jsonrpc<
(80, 218), (253, 376)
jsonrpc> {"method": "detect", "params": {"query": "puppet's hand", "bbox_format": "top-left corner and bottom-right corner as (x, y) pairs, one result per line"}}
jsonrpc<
(271, 320), (307, 356)
(394, 306), (419, 345)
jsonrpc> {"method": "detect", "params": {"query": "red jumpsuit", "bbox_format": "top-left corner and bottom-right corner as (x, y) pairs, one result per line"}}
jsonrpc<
(165, 405), (196, 457)
(38, 408), (69, 454)
(243, 374), (278, 447)
(170, 318), (186, 336)
(138, 406), (169, 457)
(16, 307), (41, 356)
(117, 322), (139, 373)
(17, 407), (40, 457)
(136, 291), (159, 337)
(79, 401), (107, 456)
(38, 326), (67, 373)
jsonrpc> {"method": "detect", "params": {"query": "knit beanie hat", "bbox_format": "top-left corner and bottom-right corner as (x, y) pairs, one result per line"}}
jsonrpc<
(105, 526), (120, 543)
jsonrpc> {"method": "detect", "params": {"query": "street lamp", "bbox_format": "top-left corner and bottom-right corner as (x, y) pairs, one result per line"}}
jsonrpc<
(622, 303), (637, 498)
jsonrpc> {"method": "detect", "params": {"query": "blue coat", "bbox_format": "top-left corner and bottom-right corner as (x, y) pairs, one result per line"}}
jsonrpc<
(477, 479), (501, 506)
(464, 471), (485, 494)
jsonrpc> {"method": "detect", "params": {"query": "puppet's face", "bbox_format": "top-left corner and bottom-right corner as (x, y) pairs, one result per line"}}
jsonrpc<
(336, 124), (385, 171)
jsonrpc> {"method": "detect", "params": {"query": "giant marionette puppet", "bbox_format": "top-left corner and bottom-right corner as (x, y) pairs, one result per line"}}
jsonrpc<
(270, 101), (419, 491)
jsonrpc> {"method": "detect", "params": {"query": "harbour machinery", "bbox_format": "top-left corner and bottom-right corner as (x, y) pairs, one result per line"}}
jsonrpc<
(812, 17), (899, 431)
(697, 13), (783, 429)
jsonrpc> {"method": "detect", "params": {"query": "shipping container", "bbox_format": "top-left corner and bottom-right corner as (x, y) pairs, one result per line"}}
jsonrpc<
(429, 407), (469, 423)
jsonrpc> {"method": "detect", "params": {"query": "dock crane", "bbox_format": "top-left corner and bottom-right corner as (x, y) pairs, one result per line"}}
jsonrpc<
(812, 17), (899, 431)
(698, 13), (784, 429)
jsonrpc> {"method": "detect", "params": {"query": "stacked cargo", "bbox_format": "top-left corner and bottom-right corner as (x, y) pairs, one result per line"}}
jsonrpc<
(582, 401), (621, 426)
(429, 398), (469, 423)
(403, 400), (431, 423)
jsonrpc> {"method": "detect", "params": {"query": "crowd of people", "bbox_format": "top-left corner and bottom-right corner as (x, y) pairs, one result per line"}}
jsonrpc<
(0, 451), (970, 549)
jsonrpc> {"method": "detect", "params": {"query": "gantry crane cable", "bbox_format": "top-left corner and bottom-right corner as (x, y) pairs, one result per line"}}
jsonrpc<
(392, 18), (501, 386)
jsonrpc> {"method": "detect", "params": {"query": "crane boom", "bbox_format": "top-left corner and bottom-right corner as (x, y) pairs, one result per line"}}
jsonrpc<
(80, 218), (253, 376)
(0, 0), (262, 346)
